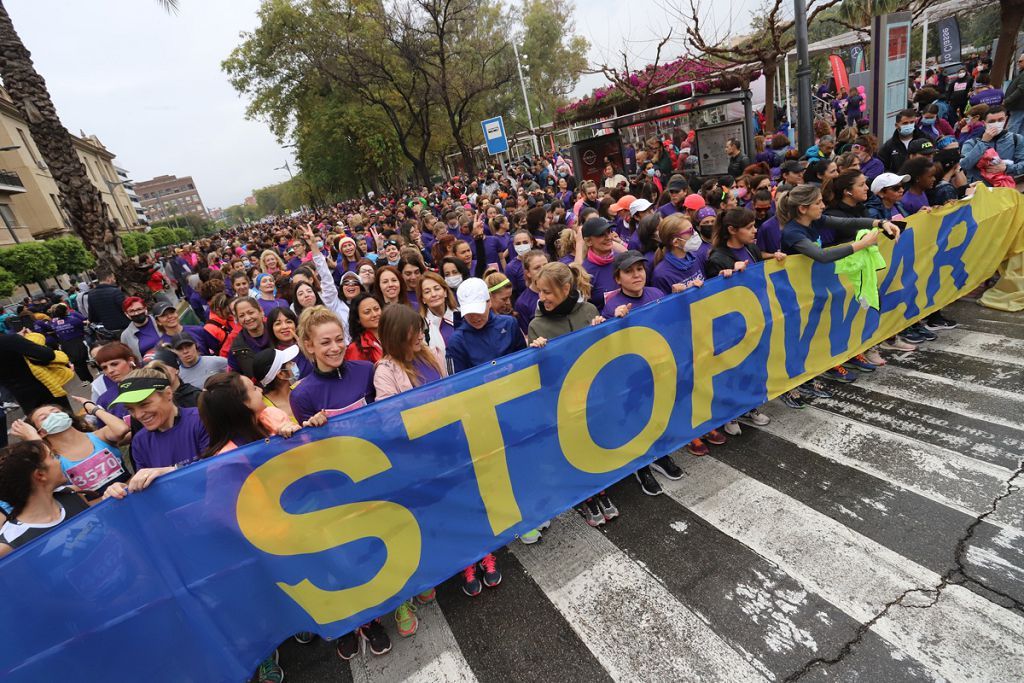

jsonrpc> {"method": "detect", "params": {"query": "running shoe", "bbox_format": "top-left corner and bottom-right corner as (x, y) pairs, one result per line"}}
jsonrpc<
(739, 408), (770, 426)
(899, 328), (927, 344)
(803, 380), (833, 398)
(462, 563), (483, 597)
(415, 588), (436, 604)
(687, 438), (710, 456)
(395, 601), (418, 637)
(479, 554), (501, 588)
(256, 651), (283, 683)
(863, 347), (886, 366)
(723, 420), (742, 436)
(705, 429), (727, 445)
(924, 313), (958, 330)
(823, 366), (856, 383)
(842, 354), (876, 372)
(596, 491), (619, 520)
(651, 455), (684, 480)
(780, 391), (805, 409)
(538, 520), (551, 531)
(576, 499), (605, 526)
(635, 466), (664, 495)
(911, 323), (937, 341)
(881, 336), (916, 351)
(336, 631), (360, 660)
(361, 619), (392, 655)
(520, 529), (542, 545)
(293, 631), (315, 644)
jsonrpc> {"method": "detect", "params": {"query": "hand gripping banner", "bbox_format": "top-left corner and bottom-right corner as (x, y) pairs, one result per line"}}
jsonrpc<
(2, 188), (1023, 682)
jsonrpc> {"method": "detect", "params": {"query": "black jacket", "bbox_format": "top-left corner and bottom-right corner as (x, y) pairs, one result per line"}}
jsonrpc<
(86, 283), (130, 331)
(705, 243), (763, 279)
(879, 129), (929, 173)
(0, 333), (58, 412)
(727, 154), (749, 178)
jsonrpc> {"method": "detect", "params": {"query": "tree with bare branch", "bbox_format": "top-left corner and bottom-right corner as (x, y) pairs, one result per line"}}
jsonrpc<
(665, 0), (844, 132)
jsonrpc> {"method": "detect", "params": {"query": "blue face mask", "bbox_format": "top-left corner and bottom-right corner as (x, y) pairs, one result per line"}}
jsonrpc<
(646, 168), (656, 177)
(899, 124), (916, 137)
(921, 117), (936, 126)
(41, 411), (73, 435)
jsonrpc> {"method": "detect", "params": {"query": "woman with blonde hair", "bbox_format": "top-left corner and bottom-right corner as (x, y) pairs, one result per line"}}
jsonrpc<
(259, 249), (288, 276)
(483, 270), (514, 316)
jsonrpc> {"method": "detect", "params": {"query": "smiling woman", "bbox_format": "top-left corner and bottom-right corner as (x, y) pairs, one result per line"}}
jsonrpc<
(289, 305), (376, 424)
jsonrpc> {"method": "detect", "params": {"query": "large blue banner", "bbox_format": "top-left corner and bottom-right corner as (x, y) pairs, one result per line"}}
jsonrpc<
(2, 190), (1022, 681)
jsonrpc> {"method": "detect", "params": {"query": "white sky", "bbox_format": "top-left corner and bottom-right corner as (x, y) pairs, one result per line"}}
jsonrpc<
(6, 0), (755, 208)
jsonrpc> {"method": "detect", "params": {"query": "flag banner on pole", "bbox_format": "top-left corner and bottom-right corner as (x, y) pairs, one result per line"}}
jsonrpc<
(2, 189), (1022, 682)
(829, 54), (850, 93)
(937, 17), (962, 66)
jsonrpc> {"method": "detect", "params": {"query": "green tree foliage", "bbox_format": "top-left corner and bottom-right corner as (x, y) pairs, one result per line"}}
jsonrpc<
(120, 232), (140, 258)
(172, 228), (192, 244)
(517, 0), (589, 125)
(148, 226), (177, 248)
(0, 265), (15, 298)
(223, 204), (264, 225)
(42, 235), (95, 276)
(0, 242), (58, 286)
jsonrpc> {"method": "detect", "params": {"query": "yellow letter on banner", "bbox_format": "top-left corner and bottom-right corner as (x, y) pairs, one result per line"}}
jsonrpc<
(690, 286), (765, 428)
(558, 327), (676, 473)
(401, 366), (541, 536)
(236, 437), (421, 625)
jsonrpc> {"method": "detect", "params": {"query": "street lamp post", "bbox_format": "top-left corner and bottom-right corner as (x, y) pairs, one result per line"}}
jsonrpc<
(511, 42), (541, 157)
(794, 0), (813, 152)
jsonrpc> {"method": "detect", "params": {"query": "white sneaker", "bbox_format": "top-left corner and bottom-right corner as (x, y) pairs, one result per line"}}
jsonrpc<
(740, 408), (770, 426)
(723, 420), (742, 436)
(863, 347), (886, 366)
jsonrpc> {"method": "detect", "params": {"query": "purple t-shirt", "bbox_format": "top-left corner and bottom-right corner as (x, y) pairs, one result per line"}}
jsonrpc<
(412, 356), (442, 385)
(651, 253), (703, 294)
(601, 286), (666, 317)
(514, 288), (539, 336)
(756, 216), (782, 254)
(131, 407), (209, 470)
(257, 298), (289, 316)
(506, 257), (526, 299)
(658, 203), (681, 218)
(159, 325), (214, 355)
(129, 320), (160, 358)
(900, 189), (930, 216)
(48, 312), (88, 342)
(289, 361), (376, 423)
(581, 255), (617, 307)
(729, 245), (759, 264)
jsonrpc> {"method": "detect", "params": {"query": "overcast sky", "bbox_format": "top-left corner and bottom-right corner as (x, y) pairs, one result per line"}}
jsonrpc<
(6, 0), (754, 209)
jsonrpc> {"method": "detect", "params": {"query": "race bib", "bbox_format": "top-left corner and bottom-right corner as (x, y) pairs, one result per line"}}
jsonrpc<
(954, 82), (967, 92)
(323, 398), (368, 418)
(65, 449), (124, 491)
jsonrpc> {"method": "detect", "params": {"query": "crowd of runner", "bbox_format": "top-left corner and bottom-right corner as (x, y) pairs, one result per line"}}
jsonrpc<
(2, 59), (1013, 681)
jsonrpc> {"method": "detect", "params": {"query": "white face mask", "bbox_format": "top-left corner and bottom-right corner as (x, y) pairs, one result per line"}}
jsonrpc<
(683, 234), (703, 253)
(286, 362), (301, 382)
(514, 243), (531, 256)
(988, 121), (1006, 134)
(445, 275), (463, 289)
(41, 411), (73, 435)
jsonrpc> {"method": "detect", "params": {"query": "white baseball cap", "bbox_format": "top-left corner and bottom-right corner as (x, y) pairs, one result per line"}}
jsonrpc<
(457, 278), (490, 316)
(870, 172), (910, 195)
(628, 198), (653, 216)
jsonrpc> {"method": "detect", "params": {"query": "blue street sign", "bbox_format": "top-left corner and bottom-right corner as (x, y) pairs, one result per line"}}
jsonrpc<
(481, 116), (509, 155)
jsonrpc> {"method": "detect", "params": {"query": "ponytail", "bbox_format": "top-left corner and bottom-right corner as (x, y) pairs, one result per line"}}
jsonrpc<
(713, 208), (755, 248)
(535, 261), (593, 302)
(774, 184), (821, 225)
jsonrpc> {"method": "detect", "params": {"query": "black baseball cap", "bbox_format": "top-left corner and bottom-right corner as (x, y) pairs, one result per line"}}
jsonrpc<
(667, 178), (688, 192)
(908, 138), (936, 155)
(166, 332), (197, 349)
(613, 250), (648, 272)
(581, 217), (613, 238)
(150, 300), (176, 317)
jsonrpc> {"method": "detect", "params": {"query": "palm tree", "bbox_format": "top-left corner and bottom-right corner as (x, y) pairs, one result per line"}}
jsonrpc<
(0, 0), (178, 285)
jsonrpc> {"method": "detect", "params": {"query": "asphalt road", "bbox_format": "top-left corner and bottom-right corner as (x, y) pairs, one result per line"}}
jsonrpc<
(274, 297), (1024, 683)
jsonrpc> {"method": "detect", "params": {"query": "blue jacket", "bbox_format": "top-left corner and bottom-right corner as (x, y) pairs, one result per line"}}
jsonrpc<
(961, 130), (1024, 181)
(445, 311), (526, 374)
(865, 194), (908, 221)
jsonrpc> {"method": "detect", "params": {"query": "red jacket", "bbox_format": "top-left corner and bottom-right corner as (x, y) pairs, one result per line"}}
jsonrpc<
(204, 312), (241, 358)
(344, 330), (383, 363)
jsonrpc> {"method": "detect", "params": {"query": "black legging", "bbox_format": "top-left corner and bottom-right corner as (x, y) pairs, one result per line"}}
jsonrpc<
(61, 337), (92, 383)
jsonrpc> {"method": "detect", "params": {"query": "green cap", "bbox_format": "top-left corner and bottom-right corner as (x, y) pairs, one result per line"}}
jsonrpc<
(109, 377), (170, 405)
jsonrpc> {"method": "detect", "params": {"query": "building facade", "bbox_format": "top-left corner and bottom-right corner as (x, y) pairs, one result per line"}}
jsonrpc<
(135, 174), (208, 223)
(116, 165), (148, 226)
(0, 88), (141, 247)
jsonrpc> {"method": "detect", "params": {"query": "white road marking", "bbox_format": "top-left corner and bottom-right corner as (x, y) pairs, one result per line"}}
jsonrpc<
(511, 512), (768, 683)
(664, 457), (1024, 683)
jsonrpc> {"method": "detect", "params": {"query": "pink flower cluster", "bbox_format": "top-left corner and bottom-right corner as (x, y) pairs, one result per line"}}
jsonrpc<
(556, 56), (760, 124)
